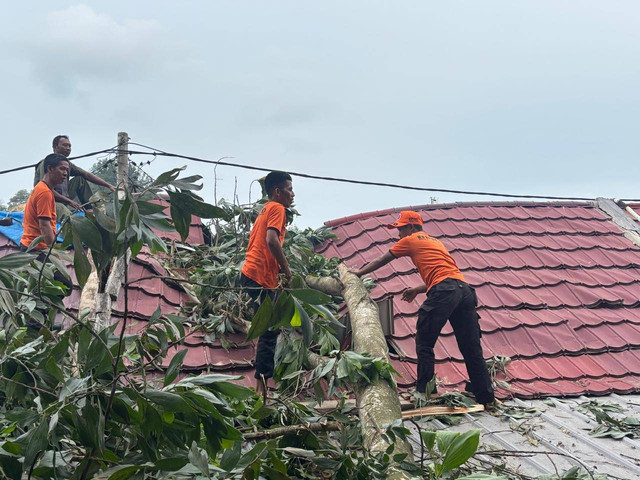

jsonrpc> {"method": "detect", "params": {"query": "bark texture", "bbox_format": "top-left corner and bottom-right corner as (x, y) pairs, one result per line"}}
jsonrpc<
(314, 263), (414, 479)
(305, 275), (343, 297)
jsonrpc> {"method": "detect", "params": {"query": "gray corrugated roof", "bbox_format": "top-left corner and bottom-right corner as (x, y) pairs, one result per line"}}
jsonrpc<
(406, 394), (640, 479)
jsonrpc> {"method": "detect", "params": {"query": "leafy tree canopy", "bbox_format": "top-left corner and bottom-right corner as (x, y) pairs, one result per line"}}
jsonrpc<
(90, 157), (153, 190)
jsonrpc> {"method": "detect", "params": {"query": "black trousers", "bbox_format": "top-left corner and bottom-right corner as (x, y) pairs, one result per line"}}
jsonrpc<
(240, 273), (279, 380)
(416, 278), (494, 404)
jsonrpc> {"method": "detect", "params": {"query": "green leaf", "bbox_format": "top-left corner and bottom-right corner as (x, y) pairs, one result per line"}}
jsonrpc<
(154, 457), (189, 471)
(0, 253), (35, 269)
(176, 374), (243, 387)
(282, 447), (316, 458)
(187, 441), (210, 476)
(289, 288), (331, 305)
(235, 442), (268, 470)
(421, 430), (436, 451)
(441, 429), (480, 472)
(27, 235), (45, 251)
(48, 253), (71, 281)
(107, 465), (144, 480)
(246, 295), (273, 341)
(72, 233), (91, 288)
(169, 200), (191, 242)
(220, 440), (241, 471)
(436, 430), (460, 456)
(172, 175), (204, 191)
(145, 389), (193, 412)
(457, 475), (508, 480)
(261, 465), (291, 480)
(24, 416), (49, 469)
(308, 304), (343, 329)
(167, 190), (228, 219)
(94, 208), (117, 233)
(269, 292), (296, 330)
(152, 167), (184, 187)
(208, 381), (254, 400)
(70, 215), (103, 251)
(137, 201), (168, 216)
(44, 357), (64, 383)
(164, 349), (187, 386)
(293, 298), (313, 347)
(130, 239), (143, 259)
(141, 216), (174, 232)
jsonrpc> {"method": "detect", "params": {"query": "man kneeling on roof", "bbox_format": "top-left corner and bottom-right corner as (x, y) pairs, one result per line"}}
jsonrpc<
(240, 171), (295, 397)
(21, 153), (73, 330)
(352, 210), (495, 406)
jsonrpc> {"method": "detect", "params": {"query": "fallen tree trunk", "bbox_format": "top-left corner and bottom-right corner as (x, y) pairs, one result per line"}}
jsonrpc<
(308, 263), (414, 479)
(305, 275), (343, 297)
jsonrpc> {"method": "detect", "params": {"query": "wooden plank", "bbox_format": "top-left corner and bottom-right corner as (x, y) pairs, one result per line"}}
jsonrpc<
(402, 404), (484, 419)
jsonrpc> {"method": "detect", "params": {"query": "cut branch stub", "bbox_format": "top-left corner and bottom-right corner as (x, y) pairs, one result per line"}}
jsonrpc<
(305, 275), (343, 297)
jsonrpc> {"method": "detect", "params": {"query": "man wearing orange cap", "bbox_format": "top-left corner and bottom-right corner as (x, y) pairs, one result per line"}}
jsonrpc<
(352, 210), (494, 405)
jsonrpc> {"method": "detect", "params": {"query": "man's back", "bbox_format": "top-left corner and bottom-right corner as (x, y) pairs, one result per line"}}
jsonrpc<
(390, 232), (465, 292)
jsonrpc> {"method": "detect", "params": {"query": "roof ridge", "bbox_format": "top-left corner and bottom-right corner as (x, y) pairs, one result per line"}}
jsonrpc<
(324, 200), (594, 227)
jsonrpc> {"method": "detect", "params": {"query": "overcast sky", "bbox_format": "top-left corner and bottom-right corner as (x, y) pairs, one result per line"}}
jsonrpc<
(1, 1), (639, 228)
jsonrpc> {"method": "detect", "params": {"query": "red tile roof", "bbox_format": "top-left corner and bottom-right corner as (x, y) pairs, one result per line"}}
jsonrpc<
(318, 201), (640, 398)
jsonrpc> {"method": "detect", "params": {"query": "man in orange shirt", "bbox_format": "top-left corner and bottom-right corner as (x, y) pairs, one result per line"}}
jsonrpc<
(21, 153), (74, 329)
(352, 211), (494, 405)
(240, 171), (294, 395)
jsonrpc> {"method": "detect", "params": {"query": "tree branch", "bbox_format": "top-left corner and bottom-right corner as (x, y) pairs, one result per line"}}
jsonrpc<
(243, 421), (341, 441)
(305, 275), (343, 297)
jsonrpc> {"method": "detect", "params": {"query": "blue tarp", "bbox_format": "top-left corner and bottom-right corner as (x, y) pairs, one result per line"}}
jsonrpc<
(0, 211), (67, 246)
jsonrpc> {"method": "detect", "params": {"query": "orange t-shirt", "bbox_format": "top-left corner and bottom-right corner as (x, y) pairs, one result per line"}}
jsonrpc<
(390, 232), (465, 292)
(21, 181), (56, 250)
(241, 201), (287, 289)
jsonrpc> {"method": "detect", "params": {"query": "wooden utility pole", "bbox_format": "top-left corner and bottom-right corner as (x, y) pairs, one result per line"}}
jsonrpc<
(117, 132), (129, 192)
(93, 132), (131, 329)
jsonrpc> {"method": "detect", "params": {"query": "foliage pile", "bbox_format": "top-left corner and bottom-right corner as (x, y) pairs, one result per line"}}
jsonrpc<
(578, 399), (640, 439)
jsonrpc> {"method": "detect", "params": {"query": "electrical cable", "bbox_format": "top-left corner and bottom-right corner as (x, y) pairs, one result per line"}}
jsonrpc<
(115, 148), (640, 203)
(3, 144), (639, 203)
(0, 147), (117, 176)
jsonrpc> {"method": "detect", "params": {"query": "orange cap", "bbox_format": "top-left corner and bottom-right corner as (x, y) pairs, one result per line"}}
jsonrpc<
(387, 210), (423, 228)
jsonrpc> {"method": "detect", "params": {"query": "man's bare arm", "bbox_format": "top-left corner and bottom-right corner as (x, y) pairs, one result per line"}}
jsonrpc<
(51, 190), (81, 211)
(401, 284), (428, 302)
(266, 228), (291, 281)
(79, 169), (116, 191)
(352, 251), (395, 277)
(38, 218), (56, 246)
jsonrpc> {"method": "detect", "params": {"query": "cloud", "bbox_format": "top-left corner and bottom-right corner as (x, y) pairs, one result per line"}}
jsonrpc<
(21, 4), (185, 95)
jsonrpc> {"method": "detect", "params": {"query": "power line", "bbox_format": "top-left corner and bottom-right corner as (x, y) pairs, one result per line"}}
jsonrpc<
(0, 148), (117, 176)
(116, 148), (640, 203)
(3, 144), (640, 203)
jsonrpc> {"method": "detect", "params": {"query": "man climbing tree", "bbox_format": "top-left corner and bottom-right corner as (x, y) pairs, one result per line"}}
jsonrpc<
(240, 171), (295, 396)
(352, 210), (495, 406)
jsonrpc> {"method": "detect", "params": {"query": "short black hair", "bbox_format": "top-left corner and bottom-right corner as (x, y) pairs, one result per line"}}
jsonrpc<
(401, 224), (423, 233)
(264, 171), (292, 197)
(52, 135), (69, 149)
(43, 153), (69, 173)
